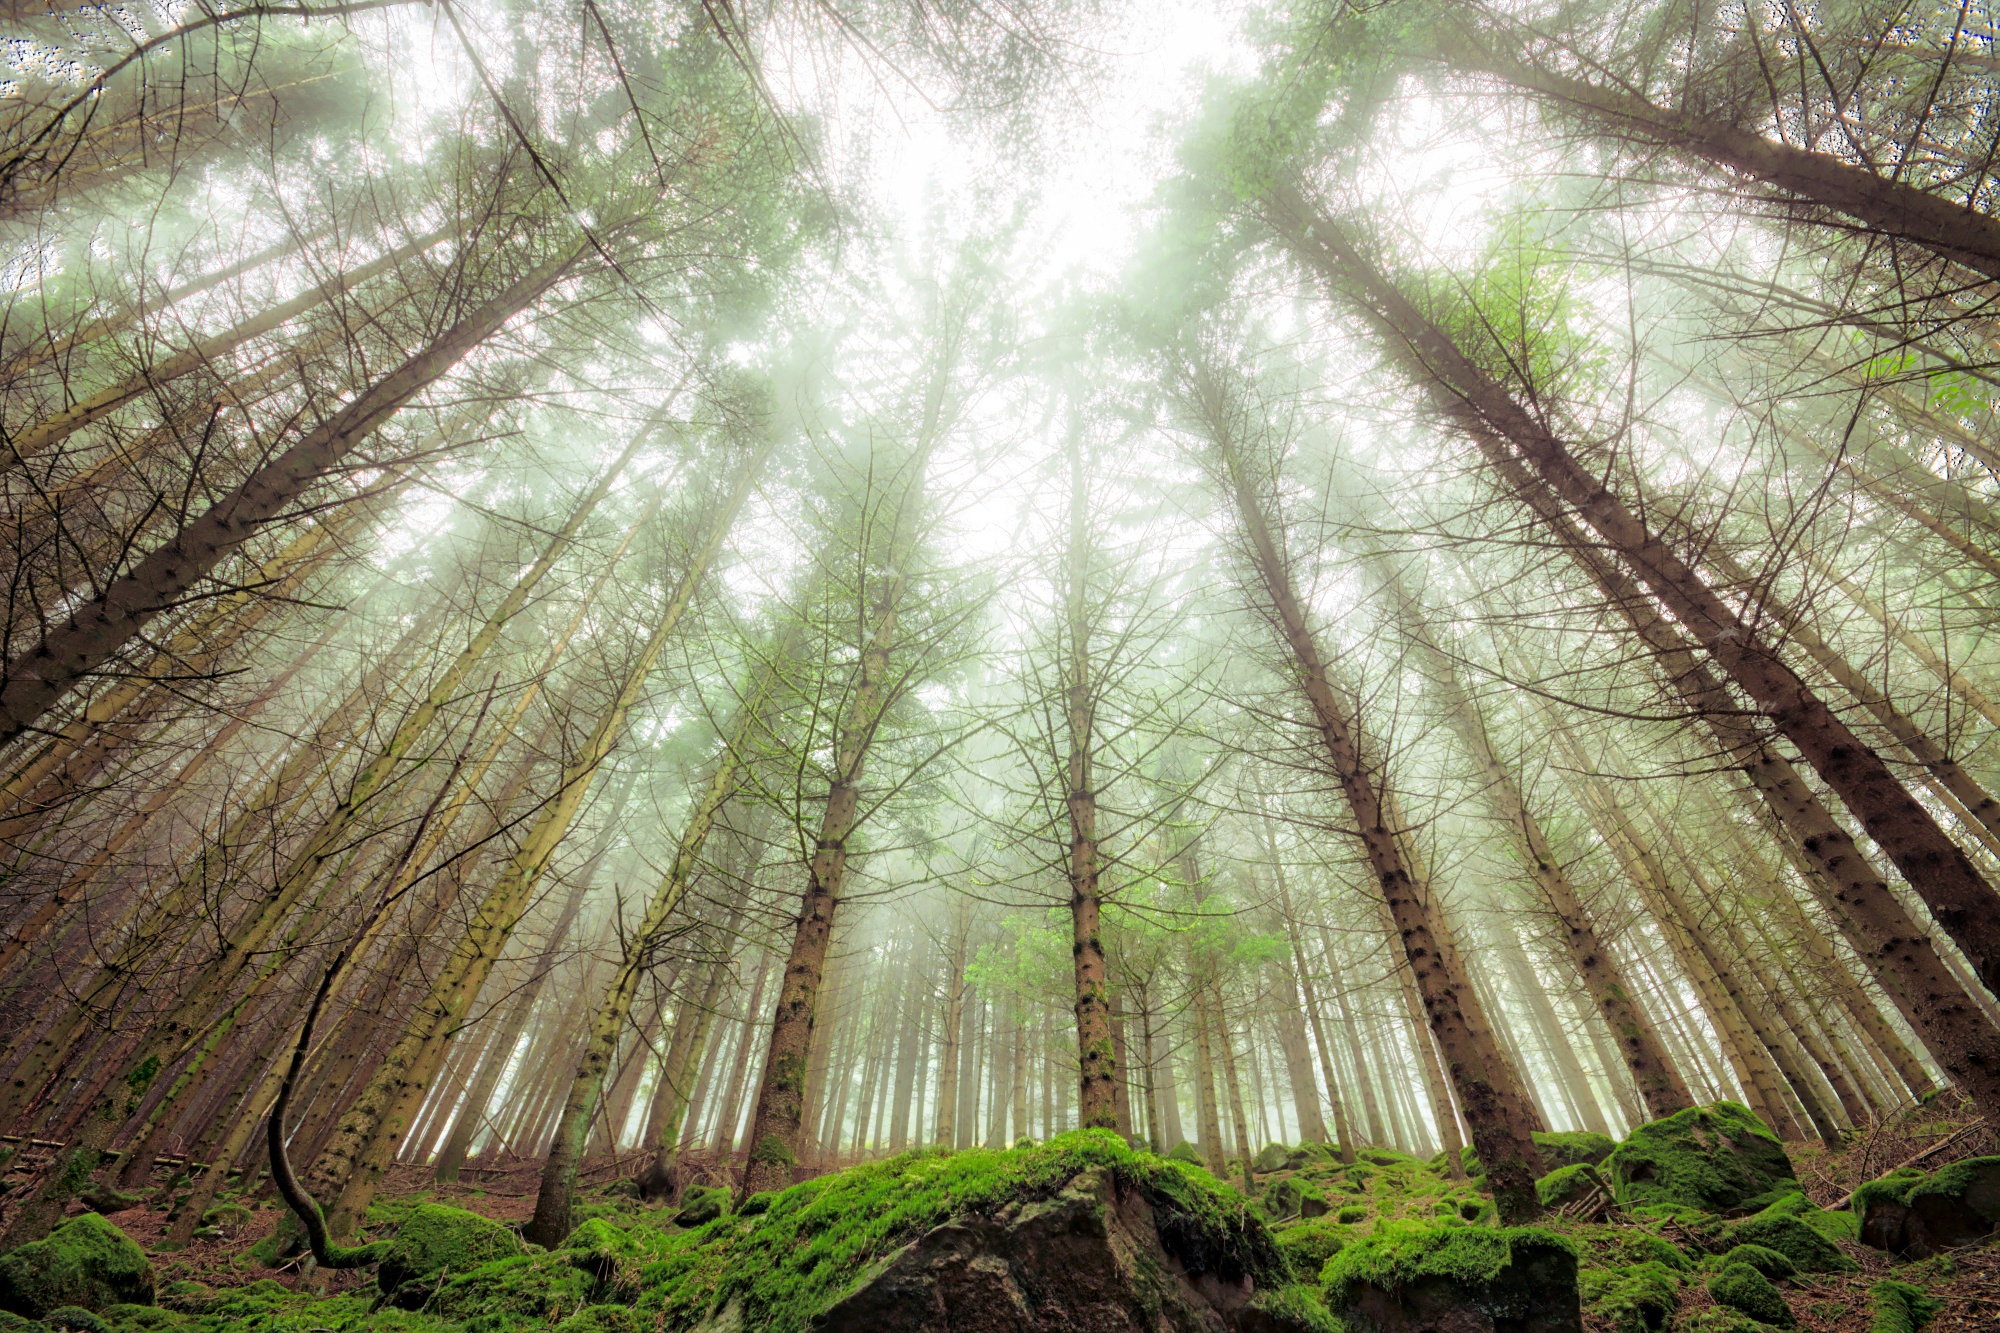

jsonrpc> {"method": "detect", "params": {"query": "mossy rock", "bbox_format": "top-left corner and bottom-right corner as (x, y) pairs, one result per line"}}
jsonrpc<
(1167, 1142), (1203, 1167)
(1274, 1218), (1347, 1279)
(99, 1306), (180, 1330)
(1717, 1243), (1795, 1281)
(1537, 1163), (1609, 1210)
(1355, 1148), (1421, 1169)
(377, 1203), (524, 1298)
(152, 1283), (210, 1316)
(1321, 1221), (1582, 1333)
(1532, 1130), (1617, 1170)
(1619, 1232), (1690, 1273)
(1727, 1211), (1854, 1273)
(1854, 1155), (2000, 1258)
(1601, 1103), (1796, 1215)
(1265, 1175), (1307, 1219)
(1753, 1190), (1859, 1244)
(38, 1310), (108, 1333)
(1678, 1310), (1765, 1333)
(737, 1192), (774, 1217)
(427, 1253), (595, 1326)
(0, 1314), (40, 1332)
(0, 1214), (155, 1317)
(1706, 1261), (1792, 1327)
(673, 1186), (728, 1228)
(1254, 1143), (1292, 1174)
(551, 1305), (644, 1333)
(195, 1203), (252, 1232)
(1867, 1278), (1942, 1333)
(1580, 1259), (1680, 1333)
(1336, 1205), (1368, 1224)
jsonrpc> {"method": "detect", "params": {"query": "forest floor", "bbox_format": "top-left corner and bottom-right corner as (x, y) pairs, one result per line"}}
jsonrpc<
(5, 1101), (1993, 1332)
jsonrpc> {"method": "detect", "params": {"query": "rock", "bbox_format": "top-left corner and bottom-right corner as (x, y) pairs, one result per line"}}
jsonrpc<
(1273, 1218), (1346, 1279)
(1320, 1221), (1582, 1333)
(1530, 1132), (1616, 1171)
(1264, 1177), (1305, 1219)
(1866, 1279), (1941, 1333)
(1253, 1145), (1290, 1174)
(677, 1186), (730, 1228)
(1855, 1155), (2000, 1259)
(1298, 1195), (1329, 1220)
(809, 1167), (1292, 1332)
(41, 1307), (110, 1333)
(1168, 1143), (1205, 1168)
(738, 1192), (775, 1217)
(376, 1203), (524, 1303)
(555, 1305), (647, 1333)
(1600, 1103), (1796, 1215)
(1535, 1164), (1609, 1212)
(428, 1253), (595, 1326)
(1716, 1244), (1794, 1281)
(0, 1213), (155, 1317)
(1579, 1259), (1679, 1333)
(1704, 1262), (1791, 1328)
(1725, 1212), (1852, 1273)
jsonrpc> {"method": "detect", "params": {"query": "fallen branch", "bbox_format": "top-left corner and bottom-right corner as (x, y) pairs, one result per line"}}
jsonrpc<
(1829, 1118), (1988, 1211)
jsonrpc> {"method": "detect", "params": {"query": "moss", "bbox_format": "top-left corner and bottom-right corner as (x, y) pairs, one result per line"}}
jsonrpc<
(1537, 1163), (1608, 1210)
(630, 1129), (1281, 1333)
(152, 1285), (209, 1317)
(1718, 1243), (1795, 1281)
(1532, 1130), (1617, 1170)
(1601, 1103), (1796, 1215)
(1274, 1219), (1347, 1278)
(1336, 1205), (1367, 1224)
(1620, 1232), (1690, 1272)
(1167, 1141), (1203, 1166)
(1677, 1309), (1766, 1333)
(1852, 1169), (1927, 1217)
(1580, 1259), (1680, 1333)
(376, 1203), (525, 1296)
(1319, 1220), (1578, 1306)
(550, 1306), (644, 1333)
(0, 1214), (155, 1317)
(1727, 1212), (1855, 1273)
(0, 1314), (39, 1333)
(427, 1253), (595, 1328)
(1355, 1148), (1420, 1169)
(1249, 1282), (1344, 1333)
(674, 1186), (729, 1228)
(100, 1308), (180, 1331)
(1868, 1278), (1942, 1333)
(1706, 1261), (1793, 1327)
(737, 1192), (774, 1217)
(1265, 1175), (1306, 1219)
(1753, 1191), (1860, 1244)
(1254, 1143), (1291, 1173)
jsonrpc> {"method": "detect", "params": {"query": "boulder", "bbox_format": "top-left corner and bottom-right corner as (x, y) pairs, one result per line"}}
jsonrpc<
(1866, 1279), (1940, 1333)
(676, 1186), (730, 1228)
(376, 1203), (524, 1303)
(555, 1305), (647, 1333)
(1253, 1145), (1290, 1174)
(1600, 1104), (1796, 1215)
(1724, 1212), (1852, 1273)
(1716, 1244), (1793, 1281)
(1855, 1156), (2000, 1259)
(0, 1213), (155, 1317)
(1320, 1221), (1582, 1333)
(40, 1310), (110, 1333)
(809, 1167), (1296, 1332)
(1535, 1164), (1608, 1212)
(1530, 1132), (1616, 1171)
(1578, 1259), (1679, 1333)
(1703, 1262), (1791, 1328)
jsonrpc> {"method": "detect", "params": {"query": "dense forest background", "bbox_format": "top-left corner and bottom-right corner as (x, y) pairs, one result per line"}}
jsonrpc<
(2, 0), (1999, 1326)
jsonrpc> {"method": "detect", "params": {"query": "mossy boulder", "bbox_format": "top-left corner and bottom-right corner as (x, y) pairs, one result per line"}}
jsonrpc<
(1716, 1243), (1794, 1281)
(1867, 1278), (1941, 1333)
(1253, 1143), (1292, 1174)
(552, 1305), (644, 1333)
(673, 1185), (728, 1228)
(39, 1309), (108, 1333)
(1274, 1218), (1347, 1279)
(1266, 1175), (1307, 1219)
(1167, 1142), (1204, 1167)
(1854, 1155), (2000, 1258)
(1321, 1221), (1582, 1333)
(1579, 1259), (1680, 1333)
(1705, 1261), (1792, 1327)
(0, 1214), (155, 1317)
(1678, 1310), (1764, 1333)
(1531, 1131), (1617, 1170)
(1536, 1164), (1609, 1211)
(1618, 1233), (1690, 1273)
(1600, 1103), (1796, 1215)
(1726, 1211), (1854, 1273)
(99, 1306), (180, 1329)
(428, 1252), (595, 1326)
(376, 1203), (524, 1301)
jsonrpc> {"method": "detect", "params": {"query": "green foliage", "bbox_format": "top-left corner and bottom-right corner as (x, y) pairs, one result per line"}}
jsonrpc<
(0, 1214), (155, 1317)
(1753, 1191), (1860, 1244)
(1717, 1243), (1795, 1281)
(1678, 1310), (1767, 1333)
(1167, 1142), (1204, 1167)
(1601, 1103), (1797, 1215)
(1868, 1279), (1942, 1333)
(1706, 1262), (1793, 1327)
(377, 1205), (525, 1297)
(1620, 1232), (1691, 1272)
(630, 1130), (1280, 1333)
(99, 1306), (180, 1330)
(1265, 1175), (1307, 1218)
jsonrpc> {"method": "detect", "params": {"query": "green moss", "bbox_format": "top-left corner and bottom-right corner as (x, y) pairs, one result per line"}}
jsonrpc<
(1868, 1278), (1942, 1333)
(1537, 1163), (1607, 1209)
(1752, 1191), (1861, 1244)
(1319, 1221), (1578, 1306)
(674, 1186), (728, 1228)
(1727, 1212), (1855, 1273)
(1718, 1243), (1795, 1280)
(1274, 1219), (1347, 1278)
(1852, 1169), (1927, 1217)
(40, 1310), (108, 1333)
(427, 1253), (595, 1328)
(1601, 1103), (1796, 1215)
(376, 1204), (524, 1296)
(1706, 1261), (1792, 1327)
(1254, 1143), (1291, 1173)
(1265, 1175), (1306, 1219)
(1620, 1232), (1690, 1272)
(1336, 1205), (1367, 1224)
(550, 1306), (644, 1333)
(101, 1307), (181, 1331)
(1249, 1283), (1344, 1333)
(630, 1129), (1280, 1333)
(1580, 1259), (1680, 1333)
(737, 1192), (774, 1217)
(1355, 1148), (1420, 1169)
(0, 1314), (40, 1333)
(0, 1214), (155, 1317)
(1532, 1130), (1617, 1169)
(1677, 1309), (1765, 1333)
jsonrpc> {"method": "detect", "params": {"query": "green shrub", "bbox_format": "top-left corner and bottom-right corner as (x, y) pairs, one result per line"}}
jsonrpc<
(0, 1214), (155, 1317)
(1868, 1278), (1942, 1333)
(1706, 1262), (1792, 1327)
(1601, 1103), (1797, 1215)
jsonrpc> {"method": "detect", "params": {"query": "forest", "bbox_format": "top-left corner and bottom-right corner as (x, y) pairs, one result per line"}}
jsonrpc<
(0, 0), (1997, 1330)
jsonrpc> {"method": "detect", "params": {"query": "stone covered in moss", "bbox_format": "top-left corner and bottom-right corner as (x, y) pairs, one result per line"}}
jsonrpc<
(376, 1203), (524, 1300)
(1706, 1261), (1792, 1327)
(1265, 1175), (1307, 1219)
(39, 1310), (108, 1333)
(1717, 1242), (1794, 1280)
(1855, 1155), (2000, 1258)
(1167, 1141), (1204, 1168)
(1678, 1310), (1765, 1333)
(1868, 1278), (1942, 1333)
(1619, 1232), (1690, 1273)
(1537, 1163), (1609, 1210)
(1321, 1221), (1582, 1333)
(673, 1186), (728, 1228)
(1253, 1143), (1291, 1174)
(1726, 1210), (1854, 1273)
(1600, 1103), (1796, 1215)
(551, 1305), (644, 1333)
(1533, 1131), (1617, 1170)
(1579, 1258), (1680, 1333)
(427, 1252), (596, 1327)
(1273, 1218), (1347, 1278)
(0, 1214), (155, 1317)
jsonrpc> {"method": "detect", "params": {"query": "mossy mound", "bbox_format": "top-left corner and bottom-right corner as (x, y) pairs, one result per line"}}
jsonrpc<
(0, 1214), (155, 1317)
(1537, 1163), (1608, 1211)
(1706, 1262), (1792, 1327)
(1321, 1221), (1582, 1332)
(1532, 1131), (1617, 1170)
(1579, 1258), (1680, 1333)
(629, 1129), (1282, 1333)
(672, 1186), (728, 1228)
(1167, 1141), (1204, 1167)
(551, 1305), (645, 1333)
(428, 1252), (596, 1328)
(1600, 1103), (1796, 1215)
(377, 1204), (525, 1302)
(1272, 1217), (1348, 1278)
(1726, 1210), (1854, 1273)
(1855, 1154), (2000, 1258)
(1716, 1242), (1794, 1280)
(1868, 1278), (1942, 1333)
(1253, 1143), (1291, 1174)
